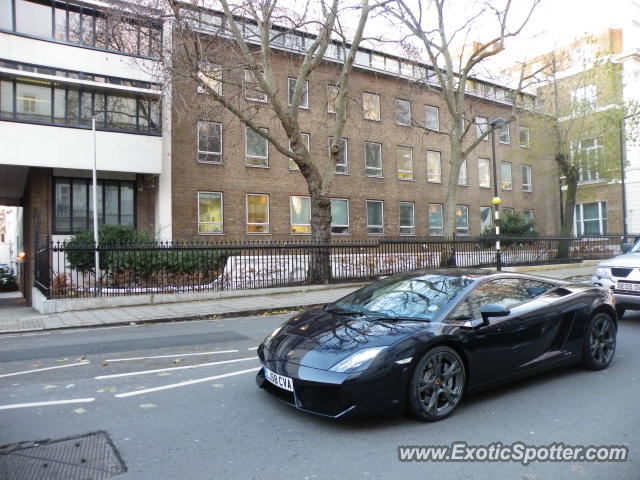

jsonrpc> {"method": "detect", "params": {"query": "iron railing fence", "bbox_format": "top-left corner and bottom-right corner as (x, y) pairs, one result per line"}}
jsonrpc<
(34, 234), (634, 299)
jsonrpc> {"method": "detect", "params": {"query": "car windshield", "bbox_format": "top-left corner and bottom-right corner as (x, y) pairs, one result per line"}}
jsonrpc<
(331, 273), (474, 320)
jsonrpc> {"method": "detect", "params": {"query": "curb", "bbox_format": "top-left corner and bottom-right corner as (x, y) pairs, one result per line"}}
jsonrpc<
(0, 303), (323, 335)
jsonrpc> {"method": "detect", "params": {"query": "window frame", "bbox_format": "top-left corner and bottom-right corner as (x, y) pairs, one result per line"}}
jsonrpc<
(396, 145), (414, 180)
(399, 201), (416, 236)
(327, 85), (339, 114)
(287, 77), (309, 109)
(364, 141), (383, 177)
(244, 69), (267, 102)
(197, 62), (223, 96)
(500, 161), (513, 190)
(523, 209), (534, 223)
(330, 198), (350, 235)
(329, 137), (349, 175)
(480, 206), (493, 232)
(366, 199), (384, 235)
(289, 195), (311, 235)
(522, 164), (533, 192)
(498, 123), (511, 144)
(246, 193), (270, 234)
(455, 204), (470, 235)
(425, 105), (440, 131)
(427, 150), (442, 183)
(475, 116), (489, 140)
(197, 120), (223, 164)
(362, 92), (380, 121)
(197, 191), (224, 235)
(395, 98), (411, 126)
(574, 201), (607, 236)
(428, 203), (444, 236)
(478, 157), (491, 188)
(245, 126), (269, 167)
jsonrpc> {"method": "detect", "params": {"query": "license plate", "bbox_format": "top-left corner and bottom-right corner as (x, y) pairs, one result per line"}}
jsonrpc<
(264, 366), (293, 392)
(617, 281), (640, 292)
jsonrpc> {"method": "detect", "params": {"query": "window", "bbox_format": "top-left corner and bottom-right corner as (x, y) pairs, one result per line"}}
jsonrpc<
(330, 137), (348, 174)
(427, 151), (442, 183)
(523, 209), (534, 223)
(571, 84), (597, 110)
(246, 127), (269, 167)
(0, 75), (160, 134)
(54, 177), (135, 233)
(5, 0), (162, 58)
(522, 165), (532, 191)
(502, 207), (514, 217)
(572, 139), (603, 183)
(198, 192), (223, 234)
(365, 142), (383, 177)
(428, 204), (443, 236)
(478, 158), (491, 188)
(467, 278), (535, 316)
(244, 69), (267, 102)
(288, 132), (310, 170)
(425, 105), (439, 131)
(366, 200), (384, 234)
(475, 116), (488, 140)
(363, 92), (380, 121)
(331, 198), (349, 234)
(498, 123), (510, 144)
(288, 78), (309, 109)
(246, 194), (270, 234)
(455, 205), (469, 235)
(197, 121), (222, 164)
(197, 62), (222, 95)
(458, 159), (468, 186)
(519, 126), (530, 147)
(290, 196), (311, 234)
(399, 202), (415, 235)
(575, 201), (607, 235)
(327, 85), (339, 114)
(500, 162), (512, 190)
(480, 206), (493, 233)
(397, 146), (413, 180)
(395, 99), (411, 126)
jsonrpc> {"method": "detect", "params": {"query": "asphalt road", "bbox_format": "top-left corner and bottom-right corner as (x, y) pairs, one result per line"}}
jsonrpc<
(0, 311), (639, 480)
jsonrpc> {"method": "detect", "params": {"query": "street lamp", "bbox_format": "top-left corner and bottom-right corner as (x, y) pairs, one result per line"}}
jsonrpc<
(490, 117), (506, 271)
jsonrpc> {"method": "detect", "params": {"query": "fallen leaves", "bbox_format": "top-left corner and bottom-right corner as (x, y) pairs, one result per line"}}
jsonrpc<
(96, 386), (116, 393)
(73, 408), (86, 414)
(43, 385), (58, 390)
(139, 403), (156, 409)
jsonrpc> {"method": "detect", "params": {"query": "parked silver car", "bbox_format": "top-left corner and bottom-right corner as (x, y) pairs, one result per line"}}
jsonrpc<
(591, 238), (640, 317)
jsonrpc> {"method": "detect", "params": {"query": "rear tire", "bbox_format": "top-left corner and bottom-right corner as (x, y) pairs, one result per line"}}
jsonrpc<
(408, 346), (466, 422)
(582, 312), (616, 371)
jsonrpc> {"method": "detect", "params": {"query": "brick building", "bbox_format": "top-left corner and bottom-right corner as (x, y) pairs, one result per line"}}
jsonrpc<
(168, 15), (560, 241)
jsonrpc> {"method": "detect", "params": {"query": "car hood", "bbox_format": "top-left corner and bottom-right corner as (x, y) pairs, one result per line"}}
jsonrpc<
(264, 307), (428, 370)
(599, 252), (640, 268)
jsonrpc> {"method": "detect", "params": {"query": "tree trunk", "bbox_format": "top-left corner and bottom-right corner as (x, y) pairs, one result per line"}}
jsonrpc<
(441, 143), (463, 266)
(308, 189), (332, 284)
(557, 174), (578, 259)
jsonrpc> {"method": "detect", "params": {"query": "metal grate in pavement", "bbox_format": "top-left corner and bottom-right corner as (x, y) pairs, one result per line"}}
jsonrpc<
(0, 431), (126, 480)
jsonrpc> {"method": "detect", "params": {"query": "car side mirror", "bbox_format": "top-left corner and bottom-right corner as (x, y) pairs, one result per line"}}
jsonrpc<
(622, 242), (634, 253)
(480, 304), (510, 326)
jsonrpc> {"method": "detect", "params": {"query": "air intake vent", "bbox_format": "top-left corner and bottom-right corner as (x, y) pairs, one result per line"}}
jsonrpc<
(611, 268), (633, 278)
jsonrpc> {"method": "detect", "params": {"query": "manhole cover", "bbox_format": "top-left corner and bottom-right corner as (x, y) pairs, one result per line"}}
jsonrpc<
(0, 431), (126, 480)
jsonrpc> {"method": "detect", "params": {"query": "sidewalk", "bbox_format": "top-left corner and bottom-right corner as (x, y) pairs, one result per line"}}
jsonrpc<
(0, 262), (597, 334)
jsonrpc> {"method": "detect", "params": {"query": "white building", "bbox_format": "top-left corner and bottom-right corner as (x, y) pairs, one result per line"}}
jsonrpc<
(0, 0), (172, 301)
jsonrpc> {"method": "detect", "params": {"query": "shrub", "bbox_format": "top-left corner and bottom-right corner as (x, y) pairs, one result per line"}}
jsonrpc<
(496, 211), (538, 237)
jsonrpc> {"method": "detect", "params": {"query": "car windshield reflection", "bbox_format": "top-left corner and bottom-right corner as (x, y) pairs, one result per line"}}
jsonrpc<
(331, 274), (474, 320)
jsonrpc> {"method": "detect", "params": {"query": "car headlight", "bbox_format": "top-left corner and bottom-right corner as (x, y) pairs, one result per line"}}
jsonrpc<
(263, 325), (284, 345)
(596, 267), (610, 278)
(329, 347), (387, 373)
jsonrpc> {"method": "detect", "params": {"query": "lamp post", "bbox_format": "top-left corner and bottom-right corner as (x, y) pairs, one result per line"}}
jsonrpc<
(91, 117), (99, 295)
(490, 117), (506, 271)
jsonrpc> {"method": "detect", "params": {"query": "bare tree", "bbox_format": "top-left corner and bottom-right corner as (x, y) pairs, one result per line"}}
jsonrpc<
(162, 0), (388, 282)
(385, 0), (540, 236)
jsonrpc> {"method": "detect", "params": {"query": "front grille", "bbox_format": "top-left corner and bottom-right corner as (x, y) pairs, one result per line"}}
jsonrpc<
(611, 268), (633, 278)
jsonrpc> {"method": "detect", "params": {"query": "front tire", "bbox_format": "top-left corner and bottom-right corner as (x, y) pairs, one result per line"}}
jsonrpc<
(408, 346), (466, 422)
(583, 312), (616, 370)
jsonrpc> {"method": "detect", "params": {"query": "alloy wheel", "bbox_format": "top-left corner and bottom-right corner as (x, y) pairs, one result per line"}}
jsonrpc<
(417, 351), (464, 417)
(589, 314), (616, 367)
